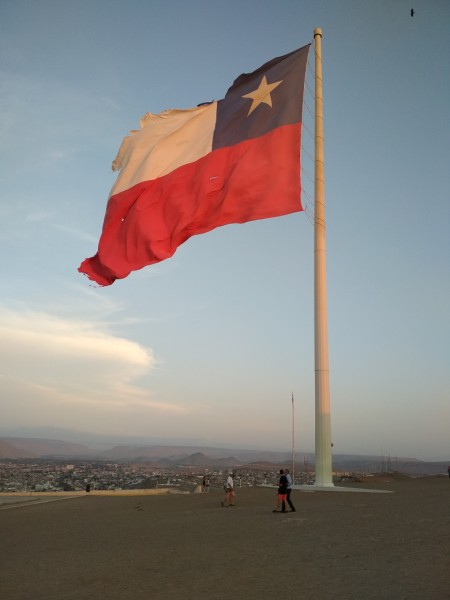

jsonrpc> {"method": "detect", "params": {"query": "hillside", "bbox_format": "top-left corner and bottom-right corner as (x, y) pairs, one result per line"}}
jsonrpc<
(0, 436), (447, 476)
(0, 437), (92, 458)
(0, 439), (34, 459)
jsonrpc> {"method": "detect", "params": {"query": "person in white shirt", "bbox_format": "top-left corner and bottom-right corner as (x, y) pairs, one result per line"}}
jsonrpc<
(221, 472), (236, 507)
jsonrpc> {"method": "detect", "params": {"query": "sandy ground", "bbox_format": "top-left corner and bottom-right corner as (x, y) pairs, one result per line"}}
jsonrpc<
(0, 476), (449, 600)
(0, 488), (174, 508)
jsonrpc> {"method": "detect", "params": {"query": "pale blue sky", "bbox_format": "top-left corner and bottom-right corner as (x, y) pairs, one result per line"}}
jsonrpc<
(0, 0), (449, 460)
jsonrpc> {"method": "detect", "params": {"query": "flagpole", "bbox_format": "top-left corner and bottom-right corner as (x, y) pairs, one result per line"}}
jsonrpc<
(313, 28), (333, 487)
(291, 393), (295, 482)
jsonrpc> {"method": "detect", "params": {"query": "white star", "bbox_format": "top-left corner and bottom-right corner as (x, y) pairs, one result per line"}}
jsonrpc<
(242, 75), (283, 116)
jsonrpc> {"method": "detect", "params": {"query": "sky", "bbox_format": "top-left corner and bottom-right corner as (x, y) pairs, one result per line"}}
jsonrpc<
(0, 0), (449, 461)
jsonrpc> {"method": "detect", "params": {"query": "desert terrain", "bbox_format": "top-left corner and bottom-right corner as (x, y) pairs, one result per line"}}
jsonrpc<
(0, 475), (449, 600)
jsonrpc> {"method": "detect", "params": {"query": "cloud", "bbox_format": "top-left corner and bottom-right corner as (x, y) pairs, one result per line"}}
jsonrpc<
(0, 309), (185, 431)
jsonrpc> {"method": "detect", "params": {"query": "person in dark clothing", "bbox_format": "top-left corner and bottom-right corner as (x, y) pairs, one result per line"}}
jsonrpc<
(283, 468), (296, 512)
(272, 469), (288, 513)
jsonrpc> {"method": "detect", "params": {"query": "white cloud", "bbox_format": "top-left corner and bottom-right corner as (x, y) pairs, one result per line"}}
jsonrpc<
(0, 309), (185, 432)
(0, 309), (149, 363)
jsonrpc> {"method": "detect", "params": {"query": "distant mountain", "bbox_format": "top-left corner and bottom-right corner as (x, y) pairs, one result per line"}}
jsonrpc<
(0, 426), (217, 451)
(98, 447), (240, 468)
(0, 437), (93, 458)
(97, 444), (279, 462)
(174, 453), (240, 467)
(0, 439), (35, 459)
(0, 435), (447, 476)
(99, 445), (193, 460)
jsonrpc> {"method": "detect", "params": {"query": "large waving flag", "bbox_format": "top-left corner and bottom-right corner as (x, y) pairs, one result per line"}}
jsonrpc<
(79, 44), (310, 286)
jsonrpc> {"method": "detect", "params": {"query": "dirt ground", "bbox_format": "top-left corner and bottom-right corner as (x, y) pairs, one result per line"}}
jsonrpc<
(1, 476), (449, 600)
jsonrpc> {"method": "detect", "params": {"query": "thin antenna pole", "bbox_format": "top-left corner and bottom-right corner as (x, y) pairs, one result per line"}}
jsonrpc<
(291, 393), (295, 482)
(313, 28), (333, 487)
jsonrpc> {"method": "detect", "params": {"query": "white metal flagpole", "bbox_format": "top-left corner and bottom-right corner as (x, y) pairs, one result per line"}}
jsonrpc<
(313, 28), (333, 487)
(291, 393), (295, 482)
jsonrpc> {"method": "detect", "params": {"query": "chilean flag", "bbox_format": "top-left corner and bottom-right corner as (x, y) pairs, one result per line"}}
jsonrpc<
(79, 44), (310, 286)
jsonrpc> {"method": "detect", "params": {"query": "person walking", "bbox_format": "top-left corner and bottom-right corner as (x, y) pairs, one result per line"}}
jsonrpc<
(272, 469), (288, 513)
(221, 472), (235, 507)
(284, 468), (296, 512)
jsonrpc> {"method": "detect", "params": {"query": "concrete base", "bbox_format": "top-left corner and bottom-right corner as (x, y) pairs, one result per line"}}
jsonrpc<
(259, 484), (392, 494)
(291, 484), (393, 494)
